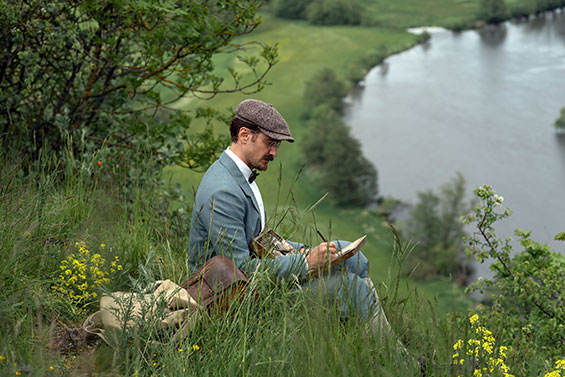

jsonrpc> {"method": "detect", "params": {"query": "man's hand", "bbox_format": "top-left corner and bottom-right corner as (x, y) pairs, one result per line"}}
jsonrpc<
(302, 242), (338, 272)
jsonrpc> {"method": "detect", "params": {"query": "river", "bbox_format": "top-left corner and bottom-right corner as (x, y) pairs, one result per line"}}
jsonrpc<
(343, 10), (565, 277)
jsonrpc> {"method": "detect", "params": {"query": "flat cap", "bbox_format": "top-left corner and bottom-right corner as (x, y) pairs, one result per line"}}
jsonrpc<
(235, 99), (294, 143)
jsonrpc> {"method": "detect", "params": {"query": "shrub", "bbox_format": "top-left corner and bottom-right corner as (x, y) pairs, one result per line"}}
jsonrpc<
(306, 0), (363, 25)
(0, 0), (276, 184)
(478, 0), (508, 23)
(272, 0), (312, 19)
(303, 68), (348, 117)
(462, 184), (565, 360)
(403, 173), (474, 282)
(302, 105), (378, 207)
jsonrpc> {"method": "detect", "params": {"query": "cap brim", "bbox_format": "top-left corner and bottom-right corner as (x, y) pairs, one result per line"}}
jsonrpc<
(259, 127), (295, 143)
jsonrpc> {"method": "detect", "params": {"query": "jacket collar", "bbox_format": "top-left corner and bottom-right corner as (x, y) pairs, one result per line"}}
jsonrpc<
(218, 151), (261, 215)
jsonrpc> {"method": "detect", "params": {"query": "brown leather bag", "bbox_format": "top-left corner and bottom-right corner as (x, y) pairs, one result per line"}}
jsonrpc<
(181, 255), (249, 312)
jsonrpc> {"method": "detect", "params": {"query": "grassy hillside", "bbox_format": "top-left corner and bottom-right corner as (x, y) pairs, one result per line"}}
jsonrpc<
(2, 1), (563, 376)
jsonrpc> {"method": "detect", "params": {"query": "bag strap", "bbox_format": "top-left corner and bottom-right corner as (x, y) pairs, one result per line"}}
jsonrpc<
(82, 311), (112, 346)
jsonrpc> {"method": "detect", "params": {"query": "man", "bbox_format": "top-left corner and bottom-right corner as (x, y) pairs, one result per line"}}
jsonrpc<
(188, 99), (385, 325)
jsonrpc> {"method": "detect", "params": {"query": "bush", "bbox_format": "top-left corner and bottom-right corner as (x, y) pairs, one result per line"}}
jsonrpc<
(402, 173), (474, 282)
(272, 0), (312, 19)
(303, 105), (378, 207)
(347, 45), (388, 84)
(303, 68), (348, 117)
(478, 0), (508, 23)
(462, 185), (565, 360)
(306, 0), (363, 25)
(0, 0), (276, 184)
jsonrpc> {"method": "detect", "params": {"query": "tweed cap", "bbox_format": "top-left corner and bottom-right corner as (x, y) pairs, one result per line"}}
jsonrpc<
(235, 99), (294, 142)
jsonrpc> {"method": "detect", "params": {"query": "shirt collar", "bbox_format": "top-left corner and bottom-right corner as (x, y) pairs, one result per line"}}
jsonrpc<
(225, 147), (253, 182)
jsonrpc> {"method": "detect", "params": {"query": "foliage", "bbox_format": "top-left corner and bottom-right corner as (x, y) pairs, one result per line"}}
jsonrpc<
(0, 0), (277, 181)
(403, 173), (474, 281)
(303, 105), (378, 207)
(462, 185), (565, 359)
(347, 45), (389, 84)
(534, 0), (565, 12)
(452, 314), (514, 377)
(52, 241), (122, 313)
(544, 360), (565, 377)
(272, 0), (362, 25)
(555, 107), (565, 130)
(303, 68), (348, 116)
(306, 0), (363, 25)
(272, 0), (312, 19)
(478, 0), (508, 23)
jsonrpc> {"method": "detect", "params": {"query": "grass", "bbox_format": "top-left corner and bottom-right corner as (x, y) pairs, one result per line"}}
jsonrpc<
(0, 147), (558, 376)
(0, 154), (476, 376)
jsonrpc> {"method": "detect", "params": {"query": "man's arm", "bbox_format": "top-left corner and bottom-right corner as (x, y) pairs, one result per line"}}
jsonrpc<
(201, 189), (309, 279)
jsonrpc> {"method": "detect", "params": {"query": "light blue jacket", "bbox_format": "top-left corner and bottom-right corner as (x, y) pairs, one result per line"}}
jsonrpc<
(188, 151), (308, 279)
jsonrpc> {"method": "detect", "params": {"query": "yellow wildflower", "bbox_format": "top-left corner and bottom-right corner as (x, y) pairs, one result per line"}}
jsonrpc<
(49, 365), (54, 371)
(544, 371), (560, 377)
(0, 356), (5, 361)
(16, 372), (21, 376)
(556, 360), (565, 369)
(192, 344), (200, 351)
(469, 314), (479, 326)
(178, 348), (183, 353)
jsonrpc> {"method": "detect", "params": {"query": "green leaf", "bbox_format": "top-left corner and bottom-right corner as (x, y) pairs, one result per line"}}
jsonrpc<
(554, 232), (565, 241)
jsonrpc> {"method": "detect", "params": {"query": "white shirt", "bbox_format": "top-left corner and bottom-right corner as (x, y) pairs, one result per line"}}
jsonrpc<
(225, 147), (266, 231)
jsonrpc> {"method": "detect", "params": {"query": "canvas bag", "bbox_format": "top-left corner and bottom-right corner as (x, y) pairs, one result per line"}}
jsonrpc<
(83, 279), (200, 346)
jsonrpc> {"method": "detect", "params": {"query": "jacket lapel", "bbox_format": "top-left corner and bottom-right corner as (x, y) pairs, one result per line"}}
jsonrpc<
(218, 152), (261, 216)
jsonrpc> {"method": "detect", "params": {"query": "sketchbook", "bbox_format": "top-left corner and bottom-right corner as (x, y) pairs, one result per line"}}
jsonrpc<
(250, 228), (367, 270)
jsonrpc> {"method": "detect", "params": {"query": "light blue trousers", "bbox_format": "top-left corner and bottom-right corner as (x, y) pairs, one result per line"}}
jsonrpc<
(297, 240), (378, 321)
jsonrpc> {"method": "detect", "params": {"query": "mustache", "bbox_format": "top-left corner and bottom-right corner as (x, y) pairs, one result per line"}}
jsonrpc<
(264, 155), (274, 161)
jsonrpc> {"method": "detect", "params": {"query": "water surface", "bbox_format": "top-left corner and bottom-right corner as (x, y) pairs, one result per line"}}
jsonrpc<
(344, 11), (565, 267)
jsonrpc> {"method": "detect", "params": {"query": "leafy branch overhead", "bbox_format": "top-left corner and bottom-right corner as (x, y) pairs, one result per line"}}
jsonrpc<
(0, 0), (278, 172)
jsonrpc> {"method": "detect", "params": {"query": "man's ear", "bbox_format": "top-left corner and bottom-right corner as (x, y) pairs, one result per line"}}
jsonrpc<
(238, 127), (253, 143)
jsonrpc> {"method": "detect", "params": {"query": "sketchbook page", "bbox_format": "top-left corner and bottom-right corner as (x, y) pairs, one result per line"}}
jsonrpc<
(334, 235), (367, 262)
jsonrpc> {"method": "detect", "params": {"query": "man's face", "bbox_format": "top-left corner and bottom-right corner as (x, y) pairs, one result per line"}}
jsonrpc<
(244, 130), (281, 171)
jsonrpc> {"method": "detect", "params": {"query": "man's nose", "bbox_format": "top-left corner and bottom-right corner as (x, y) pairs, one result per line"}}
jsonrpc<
(270, 148), (277, 158)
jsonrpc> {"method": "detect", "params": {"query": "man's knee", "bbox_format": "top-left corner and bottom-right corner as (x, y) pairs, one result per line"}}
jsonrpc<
(334, 240), (369, 278)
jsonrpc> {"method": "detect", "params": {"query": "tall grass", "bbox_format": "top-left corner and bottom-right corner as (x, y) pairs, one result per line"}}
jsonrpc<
(0, 150), (556, 376)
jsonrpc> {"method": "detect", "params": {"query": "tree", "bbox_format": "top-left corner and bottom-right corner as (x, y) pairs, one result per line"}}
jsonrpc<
(478, 0), (507, 23)
(303, 68), (348, 117)
(403, 173), (474, 281)
(0, 0), (277, 176)
(306, 0), (363, 25)
(272, 0), (312, 19)
(303, 105), (378, 207)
